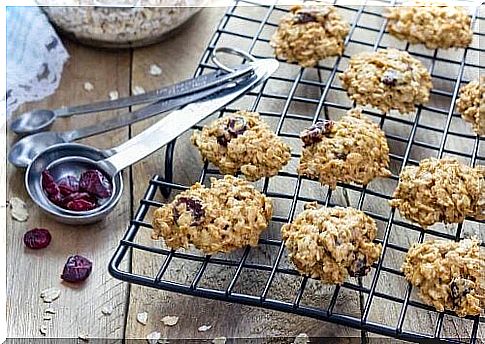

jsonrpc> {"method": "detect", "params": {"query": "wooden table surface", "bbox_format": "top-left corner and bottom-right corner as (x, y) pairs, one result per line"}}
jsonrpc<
(6, 5), (484, 343)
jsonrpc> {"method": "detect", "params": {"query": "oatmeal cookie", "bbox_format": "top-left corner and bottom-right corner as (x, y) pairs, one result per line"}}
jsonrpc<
(297, 108), (391, 189)
(151, 175), (273, 254)
(339, 48), (432, 114)
(402, 238), (484, 317)
(384, 1), (473, 50)
(282, 202), (382, 284)
(456, 77), (485, 136)
(191, 110), (291, 181)
(390, 158), (485, 228)
(270, 2), (349, 67)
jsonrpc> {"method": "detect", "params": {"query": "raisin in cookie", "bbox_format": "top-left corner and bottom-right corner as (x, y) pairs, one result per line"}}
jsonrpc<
(402, 238), (484, 317)
(151, 175), (272, 254)
(191, 110), (291, 181)
(282, 202), (382, 284)
(384, 1), (473, 49)
(456, 76), (484, 136)
(297, 108), (391, 189)
(270, 2), (349, 67)
(340, 48), (432, 114)
(390, 158), (484, 228)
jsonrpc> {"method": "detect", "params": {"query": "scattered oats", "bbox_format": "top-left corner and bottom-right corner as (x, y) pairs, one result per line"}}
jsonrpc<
(293, 333), (310, 344)
(45, 308), (56, 314)
(43, 315), (53, 321)
(149, 64), (163, 76)
(146, 331), (161, 344)
(40, 287), (61, 303)
(212, 337), (226, 344)
(78, 333), (89, 342)
(132, 85), (145, 95)
(39, 325), (48, 336)
(198, 324), (212, 332)
(137, 311), (148, 325)
(101, 305), (113, 316)
(161, 315), (179, 326)
(108, 90), (119, 100)
(9, 197), (29, 222)
(83, 81), (94, 92)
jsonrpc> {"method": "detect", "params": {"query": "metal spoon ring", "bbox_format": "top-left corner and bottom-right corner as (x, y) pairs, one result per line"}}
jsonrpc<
(211, 47), (256, 73)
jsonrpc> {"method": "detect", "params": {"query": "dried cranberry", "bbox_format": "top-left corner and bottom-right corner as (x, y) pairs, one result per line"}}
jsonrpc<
(349, 256), (370, 277)
(23, 228), (51, 249)
(300, 120), (334, 147)
(293, 12), (317, 24)
(61, 192), (96, 205)
(173, 197), (205, 225)
(66, 199), (97, 211)
(42, 170), (63, 204)
(217, 116), (248, 146)
(61, 255), (92, 283)
(382, 69), (399, 87)
(79, 170), (112, 199)
(58, 176), (79, 196)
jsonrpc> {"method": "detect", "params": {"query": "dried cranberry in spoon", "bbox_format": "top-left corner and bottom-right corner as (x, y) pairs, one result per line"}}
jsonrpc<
(79, 170), (112, 199)
(61, 255), (93, 283)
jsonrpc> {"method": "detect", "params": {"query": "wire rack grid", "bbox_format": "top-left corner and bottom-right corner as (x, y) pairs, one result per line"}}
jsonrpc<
(109, 1), (484, 342)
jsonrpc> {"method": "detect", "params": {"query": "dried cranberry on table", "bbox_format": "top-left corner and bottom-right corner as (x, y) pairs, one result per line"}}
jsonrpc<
(61, 255), (93, 283)
(79, 170), (112, 199)
(23, 228), (52, 249)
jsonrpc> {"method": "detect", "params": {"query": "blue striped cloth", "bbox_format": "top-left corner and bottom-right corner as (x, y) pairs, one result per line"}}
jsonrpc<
(7, 6), (69, 117)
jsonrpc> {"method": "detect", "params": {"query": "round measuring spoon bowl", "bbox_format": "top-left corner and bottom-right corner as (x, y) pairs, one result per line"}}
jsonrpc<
(8, 131), (69, 168)
(10, 109), (57, 135)
(26, 143), (123, 225)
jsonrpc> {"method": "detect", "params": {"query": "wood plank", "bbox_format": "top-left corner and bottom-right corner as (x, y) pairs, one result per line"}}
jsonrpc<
(6, 40), (131, 341)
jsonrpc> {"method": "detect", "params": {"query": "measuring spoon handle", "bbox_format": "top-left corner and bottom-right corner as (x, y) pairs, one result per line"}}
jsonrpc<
(54, 65), (253, 118)
(64, 81), (236, 142)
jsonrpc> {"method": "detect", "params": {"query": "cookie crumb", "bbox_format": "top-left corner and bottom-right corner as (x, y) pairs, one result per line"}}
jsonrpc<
(137, 311), (148, 325)
(9, 197), (29, 222)
(161, 315), (179, 326)
(83, 82), (94, 92)
(198, 324), (212, 332)
(132, 85), (145, 95)
(108, 90), (119, 100)
(149, 64), (162, 76)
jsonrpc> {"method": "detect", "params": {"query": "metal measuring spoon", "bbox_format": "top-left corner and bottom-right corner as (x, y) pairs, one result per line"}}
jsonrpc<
(25, 58), (279, 224)
(9, 63), (253, 135)
(8, 71), (250, 169)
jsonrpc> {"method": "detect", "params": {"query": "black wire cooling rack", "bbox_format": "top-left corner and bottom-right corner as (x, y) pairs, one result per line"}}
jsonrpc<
(109, 1), (484, 342)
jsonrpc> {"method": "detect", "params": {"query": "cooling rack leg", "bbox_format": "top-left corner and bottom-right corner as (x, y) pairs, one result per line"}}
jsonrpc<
(161, 140), (176, 198)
